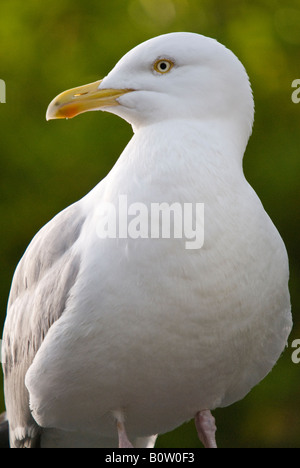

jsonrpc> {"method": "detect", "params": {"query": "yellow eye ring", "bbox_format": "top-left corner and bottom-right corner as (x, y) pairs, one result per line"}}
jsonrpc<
(153, 59), (174, 74)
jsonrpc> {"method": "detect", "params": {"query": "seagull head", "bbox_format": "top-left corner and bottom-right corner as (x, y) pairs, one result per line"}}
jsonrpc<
(47, 32), (254, 141)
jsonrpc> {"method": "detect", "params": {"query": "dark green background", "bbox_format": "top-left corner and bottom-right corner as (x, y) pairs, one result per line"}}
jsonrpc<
(0, 0), (299, 448)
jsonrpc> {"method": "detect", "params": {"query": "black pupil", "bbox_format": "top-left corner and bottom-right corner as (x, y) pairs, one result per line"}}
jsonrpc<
(160, 62), (168, 70)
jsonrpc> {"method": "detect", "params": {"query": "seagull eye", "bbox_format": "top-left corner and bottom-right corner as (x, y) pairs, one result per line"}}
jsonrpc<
(153, 59), (174, 74)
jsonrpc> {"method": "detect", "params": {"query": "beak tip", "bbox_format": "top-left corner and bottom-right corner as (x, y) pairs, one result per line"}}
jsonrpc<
(46, 99), (59, 121)
(46, 103), (71, 121)
(46, 110), (58, 121)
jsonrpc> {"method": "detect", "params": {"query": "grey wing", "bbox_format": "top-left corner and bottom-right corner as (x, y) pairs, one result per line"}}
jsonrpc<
(2, 202), (85, 447)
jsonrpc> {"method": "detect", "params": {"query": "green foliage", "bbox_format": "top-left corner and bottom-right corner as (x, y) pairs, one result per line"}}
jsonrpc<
(0, 0), (299, 448)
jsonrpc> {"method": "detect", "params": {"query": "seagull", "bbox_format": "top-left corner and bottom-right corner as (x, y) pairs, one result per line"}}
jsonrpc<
(1, 32), (292, 448)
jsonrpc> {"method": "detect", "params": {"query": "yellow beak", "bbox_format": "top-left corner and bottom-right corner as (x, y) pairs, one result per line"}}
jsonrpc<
(46, 80), (133, 120)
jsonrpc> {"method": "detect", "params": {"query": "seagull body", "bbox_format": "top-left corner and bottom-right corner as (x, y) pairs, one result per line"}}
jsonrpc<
(1, 33), (292, 448)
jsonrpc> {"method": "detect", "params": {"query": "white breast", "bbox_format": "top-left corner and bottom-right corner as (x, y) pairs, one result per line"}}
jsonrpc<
(25, 120), (292, 440)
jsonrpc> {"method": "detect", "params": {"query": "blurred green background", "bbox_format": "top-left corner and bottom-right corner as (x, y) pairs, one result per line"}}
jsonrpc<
(0, 0), (299, 448)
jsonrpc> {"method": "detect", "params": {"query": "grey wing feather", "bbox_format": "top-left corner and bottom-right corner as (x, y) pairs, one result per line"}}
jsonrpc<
(2, 202), (85, 448)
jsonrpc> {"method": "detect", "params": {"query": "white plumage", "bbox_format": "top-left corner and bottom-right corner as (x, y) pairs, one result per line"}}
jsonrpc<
(2, 32), (292, 448)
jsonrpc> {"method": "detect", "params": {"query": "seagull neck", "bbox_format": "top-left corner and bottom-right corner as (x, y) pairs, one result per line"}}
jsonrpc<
(132, 118), (249, 165)
(89, 117), (248, 206)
